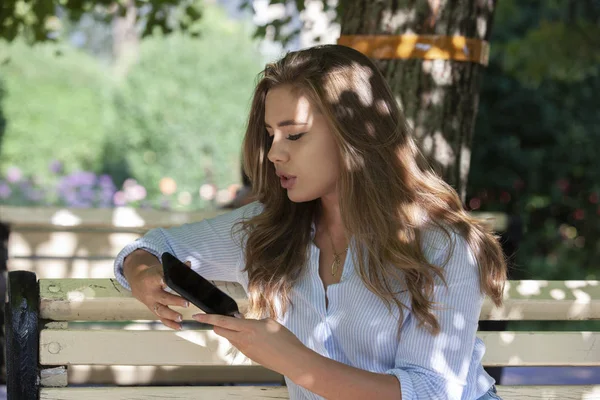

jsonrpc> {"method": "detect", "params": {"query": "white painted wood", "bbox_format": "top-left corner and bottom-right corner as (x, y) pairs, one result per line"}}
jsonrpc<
(39, 279), (248, 320)
(37, 385), (600, 400)
(39, 329), (600, 367)
(481, 279), (600, 320)
(40, 328), (254, 366)
(40, 366), (68, 387)
(497, 385), (600, 400)
(9, 230), (142, 258)
(40, 386), (289, 400)
(63, 365), (283, 385)
(0, 205), (226, 229)
(9, 258), (126, 279)
(37, 278), (600, 321)
(2, 205), (506, 231)
(479, 331), (600, 366)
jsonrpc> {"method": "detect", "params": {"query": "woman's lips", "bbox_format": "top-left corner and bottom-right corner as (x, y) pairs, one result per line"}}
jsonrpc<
(280, 176), (297, 189)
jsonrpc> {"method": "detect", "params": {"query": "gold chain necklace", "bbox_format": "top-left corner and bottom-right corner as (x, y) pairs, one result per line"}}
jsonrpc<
(326, 229), (348, 276)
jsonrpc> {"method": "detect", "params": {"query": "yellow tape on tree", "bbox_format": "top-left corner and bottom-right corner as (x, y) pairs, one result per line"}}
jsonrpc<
(337, 34), (490, 66)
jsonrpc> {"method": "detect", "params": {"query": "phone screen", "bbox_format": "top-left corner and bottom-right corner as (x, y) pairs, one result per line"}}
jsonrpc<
(161, 252), (240, 317)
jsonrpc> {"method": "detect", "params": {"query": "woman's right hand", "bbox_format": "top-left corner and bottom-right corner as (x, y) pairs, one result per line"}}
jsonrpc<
(124, 251), (191, 330)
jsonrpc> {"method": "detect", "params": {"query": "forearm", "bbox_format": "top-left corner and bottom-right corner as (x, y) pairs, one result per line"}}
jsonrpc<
(122, 249), (161, 283)
(288, 349), (401, 400)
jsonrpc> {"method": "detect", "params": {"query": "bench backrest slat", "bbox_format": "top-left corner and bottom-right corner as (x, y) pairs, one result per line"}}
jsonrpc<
(39, 279), (600, 321)
(0, 205), (511, 232)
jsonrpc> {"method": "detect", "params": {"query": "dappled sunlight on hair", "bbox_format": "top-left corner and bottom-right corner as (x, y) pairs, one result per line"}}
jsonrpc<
(236, 44), (507, 334)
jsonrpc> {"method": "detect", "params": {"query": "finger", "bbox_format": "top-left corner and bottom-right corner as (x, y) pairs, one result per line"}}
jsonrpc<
(184, 260), (192, 268)
(192, 313), (243, 331)
(154, 303), (184, 324)
(156, 273), (166, 289)
(160, 317), (182, 331)
(213, 325), (239, 340)
(158, 291), (190, 309)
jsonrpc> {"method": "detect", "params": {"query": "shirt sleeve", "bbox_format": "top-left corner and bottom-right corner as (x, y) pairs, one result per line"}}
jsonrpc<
(113, 201), (264, 291)
(385, 227), (484, 400)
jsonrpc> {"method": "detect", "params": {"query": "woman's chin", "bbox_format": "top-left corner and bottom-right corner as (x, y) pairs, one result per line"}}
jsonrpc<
(286, 190), (317, 203)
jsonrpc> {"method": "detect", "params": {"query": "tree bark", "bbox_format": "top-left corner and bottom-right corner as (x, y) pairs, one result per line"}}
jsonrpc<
(339, 0), (496, 201)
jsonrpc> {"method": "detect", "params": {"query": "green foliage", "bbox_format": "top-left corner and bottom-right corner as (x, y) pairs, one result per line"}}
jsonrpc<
(0, 3), (265, 210)
(0, 40), (113, 182)
(467, 0), (600, 280)
(0, 0), (204, 44)
(1, 0), (336, 48)
(494, 0), (600, 86)
(101, 4), (264, 206)
(0, 79), (6, 152)
(501, 20), (600, 86)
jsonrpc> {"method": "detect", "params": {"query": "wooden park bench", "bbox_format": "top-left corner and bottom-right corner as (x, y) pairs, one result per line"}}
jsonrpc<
(0, 204), (510, 386)
(5, 271), (600, 399)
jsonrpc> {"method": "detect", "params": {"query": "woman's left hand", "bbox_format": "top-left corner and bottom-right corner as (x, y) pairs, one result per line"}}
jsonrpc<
(192, 313), (309, 375)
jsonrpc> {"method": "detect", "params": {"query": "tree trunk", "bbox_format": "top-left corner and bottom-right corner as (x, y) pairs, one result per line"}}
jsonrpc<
(339, 0), (496, 201)
(112, 0), (139, 77)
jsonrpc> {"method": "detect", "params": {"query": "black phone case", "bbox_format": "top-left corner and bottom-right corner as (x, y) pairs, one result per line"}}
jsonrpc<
(161, 252), (240, 316)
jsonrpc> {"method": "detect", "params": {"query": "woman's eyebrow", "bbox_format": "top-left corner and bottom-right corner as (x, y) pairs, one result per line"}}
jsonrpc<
(264, 120), (309, 128)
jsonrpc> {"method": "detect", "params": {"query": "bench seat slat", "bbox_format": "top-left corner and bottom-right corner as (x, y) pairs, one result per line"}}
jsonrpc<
(64, 365), (283, 385)
(38, 279), (600, 321)
(40, 329), (600, 367)
(40, 386), (289, 399)
(38, 385), (600, 400)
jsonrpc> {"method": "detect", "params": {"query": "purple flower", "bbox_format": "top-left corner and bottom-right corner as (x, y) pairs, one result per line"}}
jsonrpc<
(0, 182), (11, 199)
(123, 178), (137, 189)
(125, 184), (147, 202)
(6, 167), (22, 183)
(69, 171), (97, 186)
(26, 188), (44, 202)
(67, 199), (91, 208)
(113, 191), (127, 206)
(98, 174), (116, 188)
(19, 180), (32, 191)
(49, 160), (63, 174)
(98, 188), (116, 206)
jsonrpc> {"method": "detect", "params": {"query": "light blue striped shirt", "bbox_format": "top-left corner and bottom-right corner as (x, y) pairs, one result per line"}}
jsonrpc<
(114, 201), (496, 400)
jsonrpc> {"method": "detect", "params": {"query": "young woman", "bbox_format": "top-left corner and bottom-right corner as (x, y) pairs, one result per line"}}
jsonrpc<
(114, 44), (507, 400)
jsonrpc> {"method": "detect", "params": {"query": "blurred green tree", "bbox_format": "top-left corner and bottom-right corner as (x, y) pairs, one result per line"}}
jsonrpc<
(0, 40), (112, 181)
(101, 4), (264, 207)
(467, 0), (600, 279)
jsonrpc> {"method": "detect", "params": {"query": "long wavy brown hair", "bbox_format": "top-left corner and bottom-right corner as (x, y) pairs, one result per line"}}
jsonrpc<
(235, 44), (506, 334)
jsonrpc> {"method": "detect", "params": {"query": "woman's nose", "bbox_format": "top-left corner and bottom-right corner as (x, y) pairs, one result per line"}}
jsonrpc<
(267, 139), (289, 164)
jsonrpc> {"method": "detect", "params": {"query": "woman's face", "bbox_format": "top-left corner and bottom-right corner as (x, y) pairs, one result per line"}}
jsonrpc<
(265, 84), (341, 203)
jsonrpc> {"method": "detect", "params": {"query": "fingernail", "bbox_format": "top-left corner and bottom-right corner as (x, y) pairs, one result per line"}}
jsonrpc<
(184, 301), (189, 308)
(177, 315), (183, 322)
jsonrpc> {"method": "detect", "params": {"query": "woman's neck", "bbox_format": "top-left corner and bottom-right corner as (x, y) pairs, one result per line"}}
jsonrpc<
(317, 195), (346, 240)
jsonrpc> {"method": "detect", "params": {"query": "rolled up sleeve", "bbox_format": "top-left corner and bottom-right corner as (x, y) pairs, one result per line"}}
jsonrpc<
(113, 201), (264, 291)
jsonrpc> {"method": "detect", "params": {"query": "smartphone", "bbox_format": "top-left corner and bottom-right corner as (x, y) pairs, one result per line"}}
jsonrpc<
(161, 252), (241, 317)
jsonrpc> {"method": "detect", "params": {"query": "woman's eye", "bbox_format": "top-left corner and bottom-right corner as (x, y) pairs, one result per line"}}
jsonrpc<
(287, 133), (305, 141)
